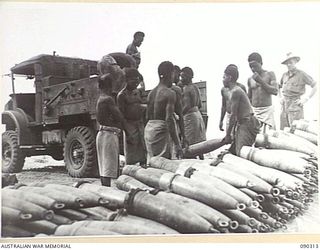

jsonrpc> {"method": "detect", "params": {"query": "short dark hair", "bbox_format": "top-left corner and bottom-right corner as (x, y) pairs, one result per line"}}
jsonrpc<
(181, 67), (194, 78)
(158, 61), (174, 78)
(98, 73), (113, 90)
(134, 31), (145, 39)
(248, 52), (263, 64)
(124, 68), (140, 81)
(224, 64), (239, 82)
(174, 65), (181, 72)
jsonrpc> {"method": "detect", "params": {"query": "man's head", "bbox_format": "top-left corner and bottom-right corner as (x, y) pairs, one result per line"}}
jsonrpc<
(282, 53), (300, 71)
(281, 52), (300, 71)
(133, 31), (145, 47)
(158, 61), (174, 87)
(173, 65), (181, 84)
(223, 64), (239, 87)
(98, 73), (113, 94)
(180, 67), (193, 85)
(97, 55), (118, 74)
(124, 68), (141, 91)
(248, 52), (263, 73)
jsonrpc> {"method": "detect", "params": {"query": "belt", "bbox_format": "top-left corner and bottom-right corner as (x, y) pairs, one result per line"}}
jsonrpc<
(99, 125), (121, 135)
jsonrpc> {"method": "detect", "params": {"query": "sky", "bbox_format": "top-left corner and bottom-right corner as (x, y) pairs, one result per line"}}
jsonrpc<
(0, 1), (319, 139)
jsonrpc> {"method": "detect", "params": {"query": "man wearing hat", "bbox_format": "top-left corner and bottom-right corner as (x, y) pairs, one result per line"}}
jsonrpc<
(181, 67), (206, 159)
(247, 52), (278, 130)
(279, 53), (317, 129)
(222, 64), (260, 156)
(117, 68), (147, 165)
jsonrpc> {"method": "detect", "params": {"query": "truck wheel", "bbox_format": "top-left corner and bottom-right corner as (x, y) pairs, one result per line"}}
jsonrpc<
(64, 126), (97, 177)
(2, 131), (25, 173)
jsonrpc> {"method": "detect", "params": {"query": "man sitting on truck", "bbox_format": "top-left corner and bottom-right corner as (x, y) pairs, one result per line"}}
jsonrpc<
(144, 61), (183, 163)
(117, 68), (147, 165)
(96, 73), (129, 186)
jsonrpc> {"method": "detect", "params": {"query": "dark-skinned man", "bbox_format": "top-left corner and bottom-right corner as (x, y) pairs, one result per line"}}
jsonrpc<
(247, 52), (278, 130)
(117, 68), (147, 165)
(144, 61), (182, 163)
(219, 64), (247, 132)
(96, 72), (130, 187)
(170, 65), (187, 158)
(222, 64), (260, 156)
(181, 67), (206, 159)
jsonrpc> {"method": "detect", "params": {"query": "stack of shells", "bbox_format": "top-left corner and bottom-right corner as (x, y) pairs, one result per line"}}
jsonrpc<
(1, 119), (318, 236)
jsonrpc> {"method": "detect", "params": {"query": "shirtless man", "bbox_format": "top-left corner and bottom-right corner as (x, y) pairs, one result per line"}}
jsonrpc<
(126, 31), (145, 69)
(144, 61), (182, 162)
(96, 73), (128, 186)
(171, 65), (187, 152)
(117, 68), (146, 165)
(247, 52), (278, 130)
(219, 64), (247, 131)
(222, 64), (260, 156)
(181, 67), (206, 159)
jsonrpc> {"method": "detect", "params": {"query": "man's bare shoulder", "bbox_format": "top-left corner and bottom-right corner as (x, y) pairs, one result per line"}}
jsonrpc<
(171, 85), (182, 95)
(98, 95), (114, 104)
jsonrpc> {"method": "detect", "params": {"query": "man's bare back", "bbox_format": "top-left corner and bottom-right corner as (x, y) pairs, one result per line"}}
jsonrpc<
(230, 86), (253, 122)
(147, 85), (176, 121)
(182, 83), (201, 115)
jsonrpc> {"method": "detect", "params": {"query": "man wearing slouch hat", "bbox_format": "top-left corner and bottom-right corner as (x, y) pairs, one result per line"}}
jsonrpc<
(279, 52), (317, 129)
(222, 64), (260, 156)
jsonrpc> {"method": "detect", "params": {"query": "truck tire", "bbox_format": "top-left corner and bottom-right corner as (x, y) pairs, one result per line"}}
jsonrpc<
(64, 126), (97, 178)
(2, 131), (25, 173)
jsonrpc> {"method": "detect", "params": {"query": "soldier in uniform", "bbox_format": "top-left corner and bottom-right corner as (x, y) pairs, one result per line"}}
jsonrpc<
(279, 52), (317, 129)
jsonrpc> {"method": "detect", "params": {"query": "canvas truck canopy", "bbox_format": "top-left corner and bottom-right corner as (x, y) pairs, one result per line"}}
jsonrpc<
(11, 54), (98, 77)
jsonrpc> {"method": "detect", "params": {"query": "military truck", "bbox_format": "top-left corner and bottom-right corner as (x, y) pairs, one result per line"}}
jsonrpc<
(2, 54), (208, 178)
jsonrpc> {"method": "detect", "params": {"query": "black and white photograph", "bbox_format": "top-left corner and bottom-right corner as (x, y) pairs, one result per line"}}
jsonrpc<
(0, 1), (319, 242)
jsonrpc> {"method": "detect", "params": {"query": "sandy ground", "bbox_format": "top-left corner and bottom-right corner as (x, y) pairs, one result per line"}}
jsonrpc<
(11, 155), (320, 234)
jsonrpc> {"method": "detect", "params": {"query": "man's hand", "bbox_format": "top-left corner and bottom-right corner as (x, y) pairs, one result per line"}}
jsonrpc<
(219, 121), (224, 131)
(174, 144), (183, 159)
(181, 137), (189, 149)
(221, 134), (232, 144)
(295, 97), (308, 107)
(252, 72), (263, 84)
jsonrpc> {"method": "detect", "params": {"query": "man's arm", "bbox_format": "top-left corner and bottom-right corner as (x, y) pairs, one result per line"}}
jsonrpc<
(253, 72), (278, 95)
(117, 92), (126, 115)
(182, 86), (192, 115)
(297, 72), (317, 106)
(174, 89), (186, 144)
(166, 90), (182, 156)
(219, 88), (227, 131)
(223, 89), (240, 144)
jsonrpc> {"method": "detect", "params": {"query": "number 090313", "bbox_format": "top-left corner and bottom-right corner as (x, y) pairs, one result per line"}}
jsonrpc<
(300, 244), (319, 248)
